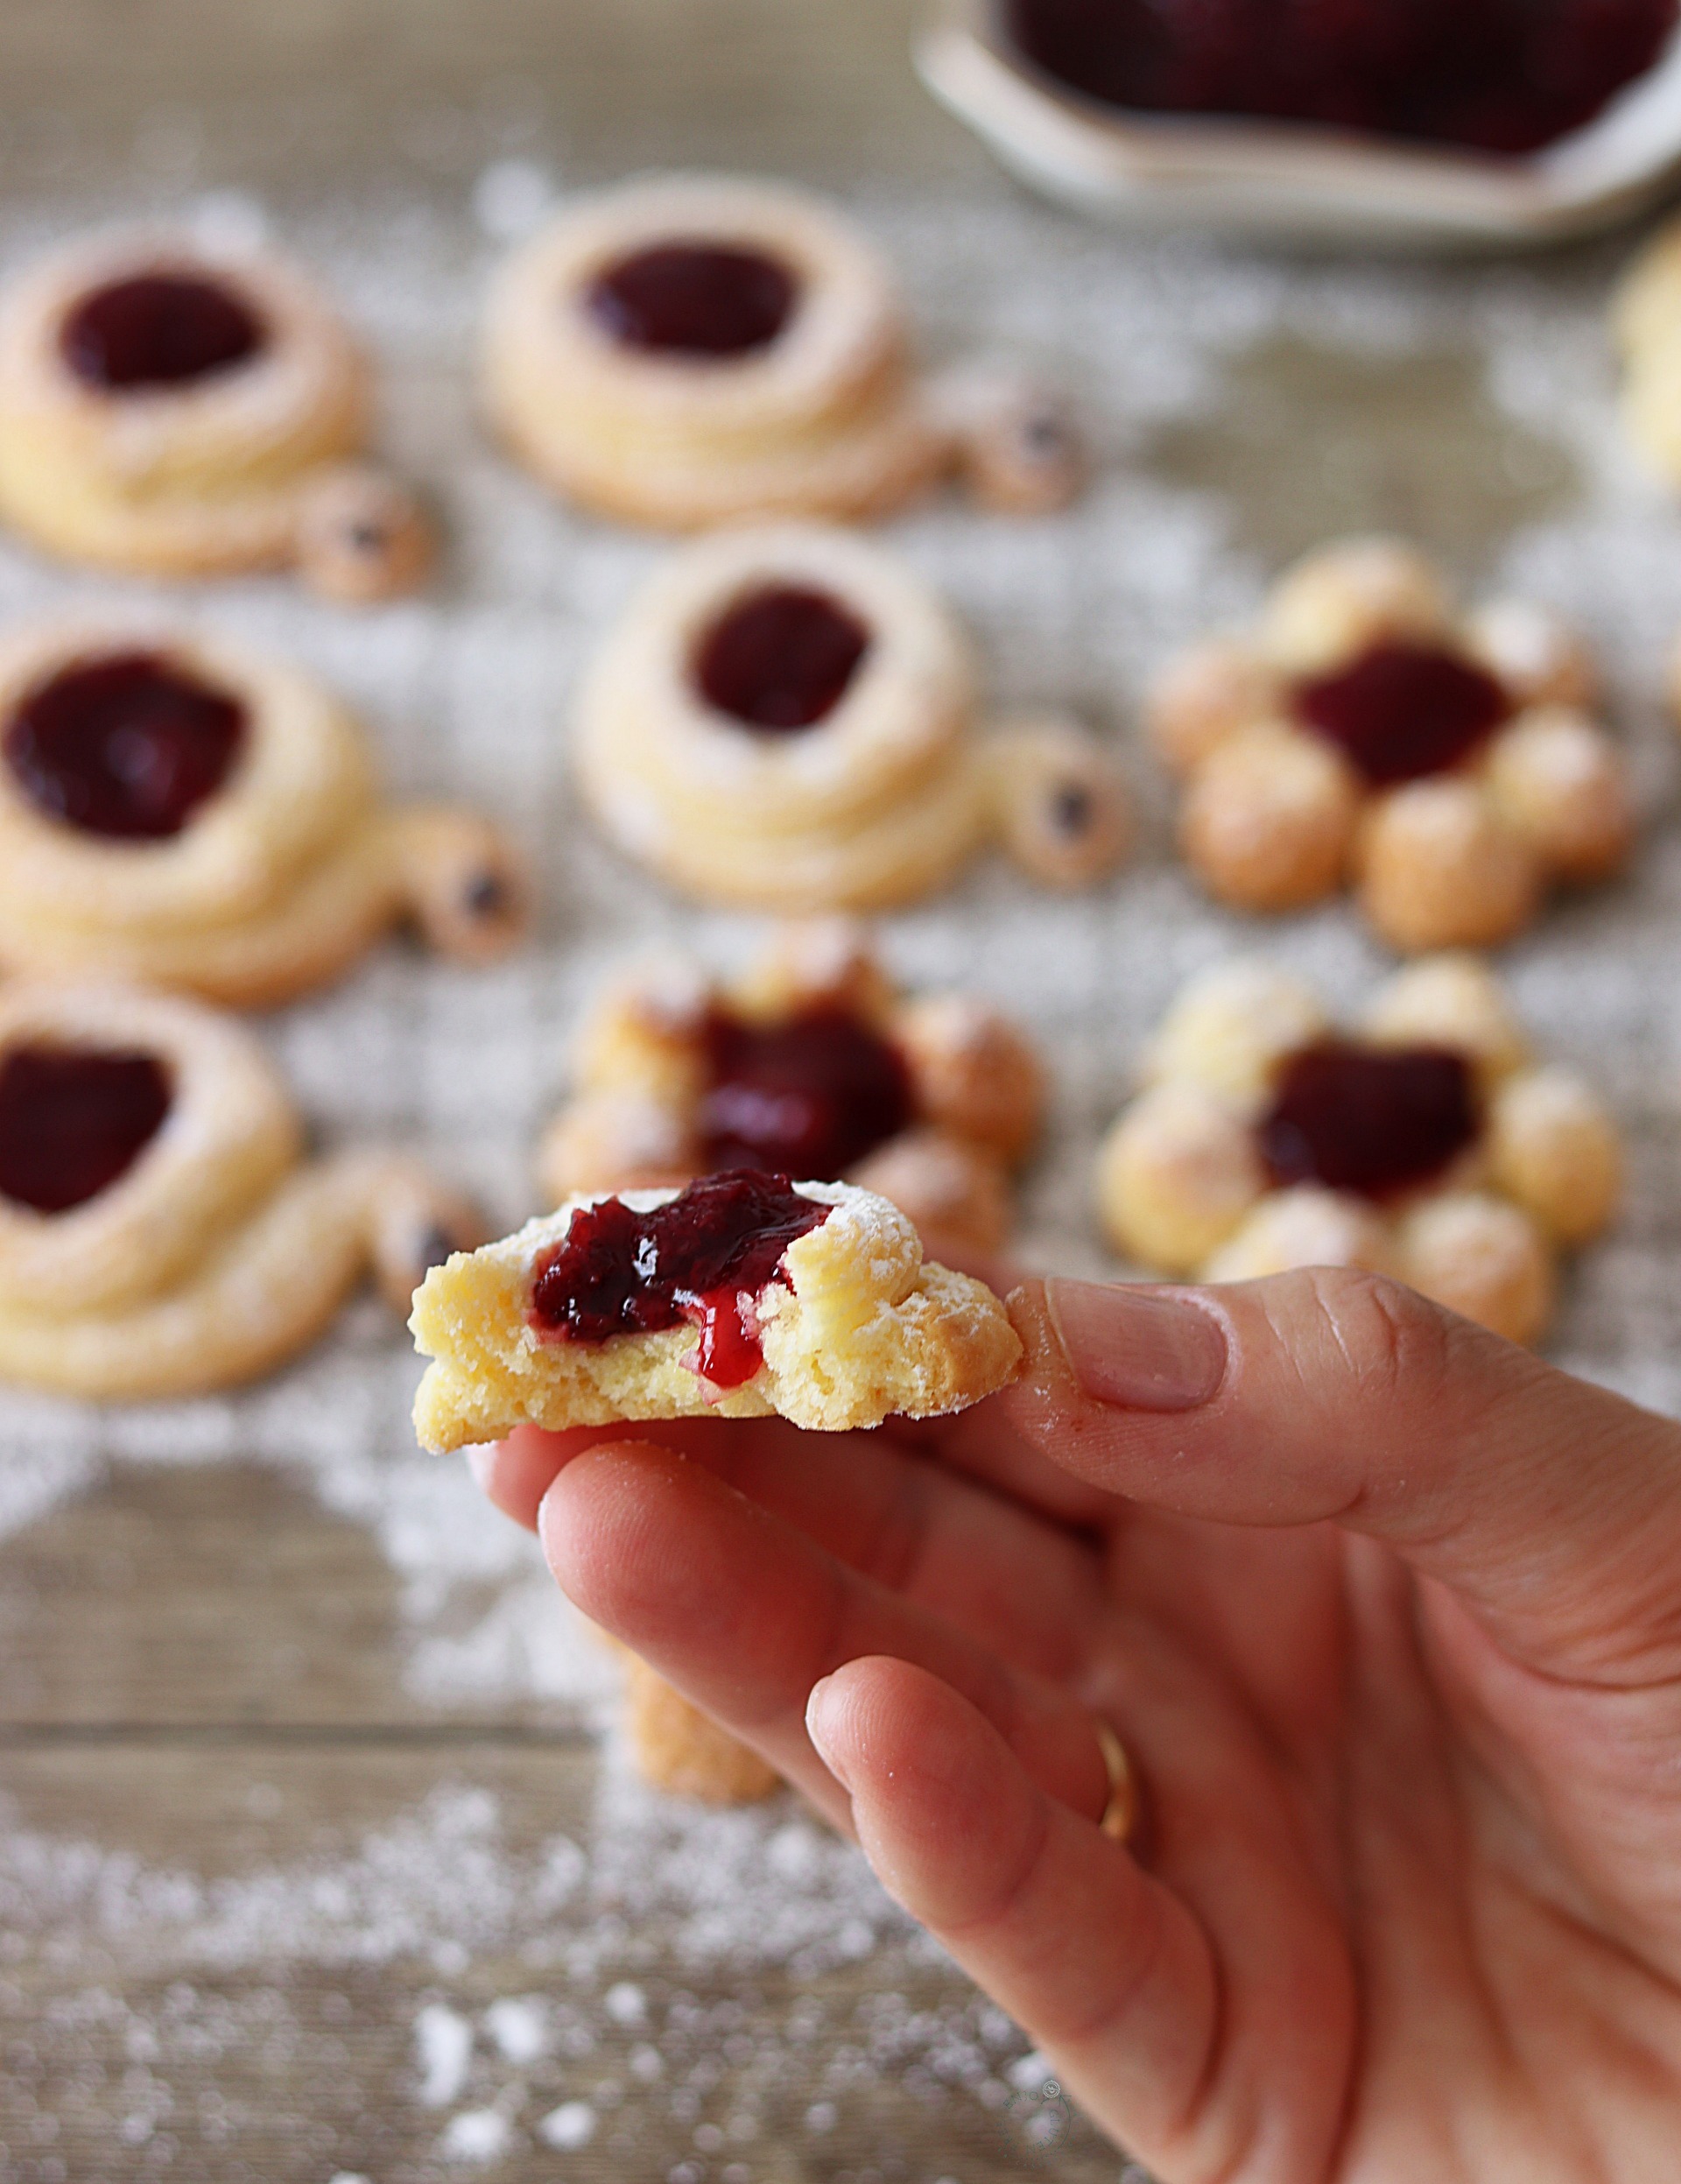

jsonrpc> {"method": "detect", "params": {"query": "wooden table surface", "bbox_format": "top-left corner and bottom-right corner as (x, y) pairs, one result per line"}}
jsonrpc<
(4, 6), (1681, 2183)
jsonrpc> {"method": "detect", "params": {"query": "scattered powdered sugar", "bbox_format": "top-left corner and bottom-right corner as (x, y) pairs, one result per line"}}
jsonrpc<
(416, 2004), (475, 2107)
(535, 2097), (596, 2148)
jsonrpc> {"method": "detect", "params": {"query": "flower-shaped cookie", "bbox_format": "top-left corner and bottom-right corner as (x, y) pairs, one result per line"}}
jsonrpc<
(576, 521), (1130, 909)
(540, 919), (1045, 1253)
(0, 227), (432, 601)
(1096, 955), (1621, 1346)
(0, 981), (484, 1399)
(0, 623), (527, 1006)
(482, 172), (1082, 530)
(1148, 539), (1630, 952)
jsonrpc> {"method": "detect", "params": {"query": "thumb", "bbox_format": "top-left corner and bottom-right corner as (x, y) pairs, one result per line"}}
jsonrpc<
(1003, 1270), (1681, 1681)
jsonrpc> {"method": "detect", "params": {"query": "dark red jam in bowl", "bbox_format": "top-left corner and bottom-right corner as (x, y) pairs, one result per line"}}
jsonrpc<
(5, 651), (247, 840)
(1293, 641), (1509, 788)
(1004, 0), (1677, 156)
(1258, 1040), (1478, 1201)
(60, 272), (265, 391)
(531, 1171), (831, 1387)
(0, 1044), (172, 1214)
(586, 242), (797, 356)
(694, 585), (870, 732)
(699, 1004), (915, 1180)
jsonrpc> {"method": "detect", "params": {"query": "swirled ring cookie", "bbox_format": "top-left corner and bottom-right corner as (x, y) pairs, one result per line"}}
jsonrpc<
(1096, 955), (1621, 1347)
(482, 173), (1083, 529)
(411, 1171), (1022, 1454)
(0, 622), (527, 1006)
(0, 228), (432, 600)
(0, 981), (484, 1399)
(1148, 538), (1629, 952)
(575, 522), (1130, 909)
(541, 919), (1044, 1254)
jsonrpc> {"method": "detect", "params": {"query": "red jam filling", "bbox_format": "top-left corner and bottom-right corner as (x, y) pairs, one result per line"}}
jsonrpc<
(1293, 640), (1509, 788)
(60, 272), (265, 391)
(586, 241), (797, 356)
(530, 1171), (831, 1388)
(1004, 0), (1677, 156)
(1258, 1040), (1478, 1201)
(0, 1044), (172, 1214)
(5, 651), (247, 840)
(694, 585), (870, 731)
(699, 1003), (915, 1180)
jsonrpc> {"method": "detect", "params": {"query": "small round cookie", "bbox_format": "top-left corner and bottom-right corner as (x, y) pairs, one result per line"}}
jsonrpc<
(575, 522), (1129, 910)
(0, 980), (483, 1399)
(411, 1171), (1023, 1454)
(1147, 538), (1630, 952)
(539, 919), (1044, 1254)
(1614, 214), (1681, 487)
(0, 228), (432, 599)
(0, 622), (526, 1006)
(1096, 954), (1620, 1345)
(481, 173), (1082, 530)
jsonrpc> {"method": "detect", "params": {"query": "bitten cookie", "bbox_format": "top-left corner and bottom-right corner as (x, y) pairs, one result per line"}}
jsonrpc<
(0, 981), (483, 1399)
(411, 1172), (1023, 1454)
(1148, 539), (1629, 952)
(0, 622), (526, 1006)
(482, 173), (1082, 530)
(575, 521), (1129, 909)
(1096, 955), (1620, 1346)
(541, 919), (1044, 1254)
(0, 227), (432, 600)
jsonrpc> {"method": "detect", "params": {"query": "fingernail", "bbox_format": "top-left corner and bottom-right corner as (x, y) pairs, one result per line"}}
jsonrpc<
(1044, 1278), (1227, 1412)
(466, 1442), (498, 1492)
(805, 1674), (855, 1790)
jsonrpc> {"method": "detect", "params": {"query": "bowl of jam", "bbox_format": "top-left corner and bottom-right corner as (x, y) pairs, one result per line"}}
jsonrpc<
(916, 0), (1681, 244)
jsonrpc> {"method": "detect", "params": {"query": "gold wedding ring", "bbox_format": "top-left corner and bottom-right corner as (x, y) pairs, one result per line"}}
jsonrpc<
(1095, 1719), (1137, 1844)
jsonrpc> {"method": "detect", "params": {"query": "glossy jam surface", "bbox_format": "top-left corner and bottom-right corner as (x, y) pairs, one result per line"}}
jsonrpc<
(5, 652), (247, 840)
(1259, 1039), (1478, 1200)
(0, 1044), (172, 1214)
(1005, 0), (1677, 155)
(531, 1171), (831, 1387)
(60, 272), (265, 391)
(587, 242), (797, 356)
(700, 1004), (915, 1180)
(694, 585), (870, 731)
(1293, 640), (1508, 787)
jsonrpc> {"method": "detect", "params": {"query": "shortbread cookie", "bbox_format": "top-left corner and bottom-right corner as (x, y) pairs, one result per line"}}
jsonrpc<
(575, 521), (1129, 910)
(411, 1172), (1022, 1454)
(0, 228), (431, 599)
(0, 981), (483, 1399)
(541, 919), (1044, 1253)
(0, 623), (526, 1005)
(1096, 955), (1621, 1346)
(482, 173), (1082, 530)
(1148, 539), (1629, 952)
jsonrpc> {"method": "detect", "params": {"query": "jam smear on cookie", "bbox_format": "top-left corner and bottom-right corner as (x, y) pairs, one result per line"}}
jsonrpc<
(1294, 641), (1509, 788)
(61, 273), (265, 391)
(6, 651), (247, 839)
(587, 242), (797, 356)
(695, 584), (870, 730)
(1259, 1039), (1478, 1200)
(0, 1043), (172, 1214)
(531, 1171), (830, 1387)
(699, 1004), (914, 1179)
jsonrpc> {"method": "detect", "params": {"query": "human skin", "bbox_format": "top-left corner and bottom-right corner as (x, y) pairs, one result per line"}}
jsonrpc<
(473, 1269), (1681, 2181)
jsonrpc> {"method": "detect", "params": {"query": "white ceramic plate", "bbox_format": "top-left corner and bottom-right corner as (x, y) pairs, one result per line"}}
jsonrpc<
(916, 0), (1681, 248)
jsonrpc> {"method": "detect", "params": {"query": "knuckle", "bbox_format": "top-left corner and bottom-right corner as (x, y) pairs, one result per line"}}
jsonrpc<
(1298, 1262), (1455, 1412)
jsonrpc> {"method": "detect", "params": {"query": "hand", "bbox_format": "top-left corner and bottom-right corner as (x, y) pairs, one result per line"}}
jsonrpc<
(474, 1269), (1681, 2182)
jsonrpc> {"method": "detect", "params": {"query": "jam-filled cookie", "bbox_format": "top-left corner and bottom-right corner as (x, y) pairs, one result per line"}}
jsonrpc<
(541, 920), (1044, 1254)
(0, 623), (526, 1006)
(575, 522), (1130, 909)
(481, 173), (1082, 530)
(1097, 955), (1621, 1346)
(0, 228), (432, 600)
(1149, 539), (1629, 952)
(411, 1172), (1022, 1454)
(0, 981), (483, 1399)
